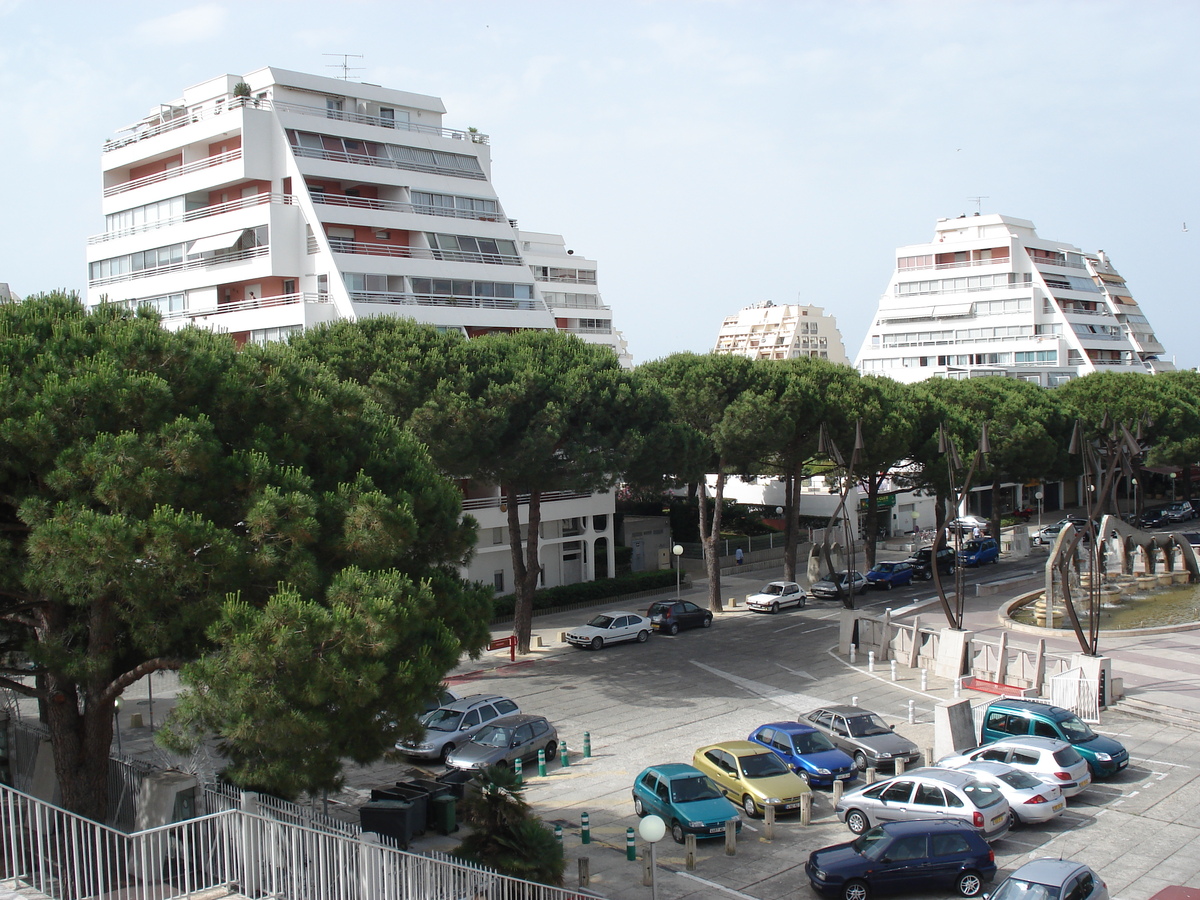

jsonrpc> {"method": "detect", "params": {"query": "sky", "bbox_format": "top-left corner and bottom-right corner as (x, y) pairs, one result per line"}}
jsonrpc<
(1, 0), (1197, 368)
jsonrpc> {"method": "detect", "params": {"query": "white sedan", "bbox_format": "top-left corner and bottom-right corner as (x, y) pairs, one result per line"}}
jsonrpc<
(745, 581), (806, 614)
(564, 611), (651, 650)
(955, 760), (1066, 825)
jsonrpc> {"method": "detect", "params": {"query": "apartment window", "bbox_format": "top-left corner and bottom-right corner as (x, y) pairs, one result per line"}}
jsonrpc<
(426, 233), (520, 263)
(577, 319), (611, 332)
(287, 130), (485, 179)
(493, 571), (505, 592)
(493, 527), (505, 545)
(1015, 350), (1057, 364)
(408, 277), (533, 300)
(326, 97), (344, 117)
(898, 254), (933, 269)
(106, 196), (186, 234)
(247, 325), (302, 345)
(379, 108), (395, 127)
(412, 191), (499, 219)
(112, 293), (187, 314)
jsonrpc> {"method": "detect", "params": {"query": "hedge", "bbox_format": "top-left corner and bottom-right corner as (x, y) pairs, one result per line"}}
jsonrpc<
(491, 569), (680, 620)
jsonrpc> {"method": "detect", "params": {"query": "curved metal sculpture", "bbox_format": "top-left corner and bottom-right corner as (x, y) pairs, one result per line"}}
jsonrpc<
(931, 422), (990, 630)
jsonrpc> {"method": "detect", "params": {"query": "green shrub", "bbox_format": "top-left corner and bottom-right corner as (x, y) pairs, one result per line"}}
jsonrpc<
(492, 569), (680, 620)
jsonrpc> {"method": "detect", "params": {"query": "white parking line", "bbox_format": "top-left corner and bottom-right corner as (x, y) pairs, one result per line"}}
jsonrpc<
(1133, 757), (1191, 768)
(674, 872), (763, 899)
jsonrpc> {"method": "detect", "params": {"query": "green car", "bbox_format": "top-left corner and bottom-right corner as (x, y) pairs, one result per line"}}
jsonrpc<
(631, 763), (742, 844)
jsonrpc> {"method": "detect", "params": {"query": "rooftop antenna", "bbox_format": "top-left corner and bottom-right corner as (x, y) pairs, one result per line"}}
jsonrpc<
(968, 196), (989, 215)
(324, 53), (364, 81)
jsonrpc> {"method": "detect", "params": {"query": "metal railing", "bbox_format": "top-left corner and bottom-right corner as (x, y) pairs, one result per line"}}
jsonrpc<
(103, 96), (488, 152)
(461, 490), (592, 511)
(534, 273), (597, 285)
(159, 292), (330, 322)
(291, 145), (487, 181)
(564, 326), (613, 335)
(328, 239), (523, 266)
(103, 149), (243, 198)
(312, 192), (508, 223)
(1031, 256), (1087, 269)
(88, 193), (295, 244)
(0, 781), (580, 900)
(349, 291), (548, 312)
(88, 246), (269, 288)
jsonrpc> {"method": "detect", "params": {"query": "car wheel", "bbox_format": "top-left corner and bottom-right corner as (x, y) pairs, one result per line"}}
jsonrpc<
(633, 795), (646, 817)
(702, 615), (713, 628)
(798, 596), (806, 609)
(796, 769), (811, 786)
(843, 880), (870, 900)
(670, 820), (685, 844)
(439, 743), (455, 763)
(992, 556), (999, 564)
(590, 636), (603, 651)
(494, 760), (508, 770)
(637, 630), (649, 643)
(923, 570), (933, 581)
(884, 581), (892, 590)
(545, 740), (557, 759)
(957, 871), (984, 897)
(853, 751), (868, 771)
(1007, 809), (1018, 830)
(770, 602), (780, 614)
(742, 794), (758, 818)
(667, 622), (680, 636)
(845, 808), (869, 835)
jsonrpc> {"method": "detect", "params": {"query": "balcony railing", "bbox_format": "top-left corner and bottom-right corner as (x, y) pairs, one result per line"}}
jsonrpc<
(1059, 306), (1112, 317)
(545, 295), (608, 310)
(291, 144), (487, 181)
(535, 272), (598, 285)
(88, 245), (268, 287)
(312, 192), (510, 224)
(565, 326), (613, 334)
(104, 96), (488, 151)
(88, 193), (295, 244)
(349, 290), (547, 312)
(329, 239), (522, 266)
(1031, 255), (1086, 269)
(461, 490), (592, 511)
(104, 148), (243, 198)
(161, 291), (329, 321)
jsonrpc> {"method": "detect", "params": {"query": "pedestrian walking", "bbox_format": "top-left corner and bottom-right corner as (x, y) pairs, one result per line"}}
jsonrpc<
(735, 547), (744, 566)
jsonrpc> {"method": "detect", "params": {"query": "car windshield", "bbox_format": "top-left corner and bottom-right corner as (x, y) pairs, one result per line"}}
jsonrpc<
(647, 603), (671, 615)
(998, 769), (1042, 790)
(587, 615), (614, 628)
(422, 709), (463, 732)
(760, 584), (784, 595)
(962, 779), (1004, 808)
(873, 564), (895, 573)
(670, 775), (722, 803)
(1053, 746), (1084, 766)
(987, 878), (1059, 900)
(851, 826), (889, 859)
(1058, 714), (1097, 742)
(471, 725), (513, 748)
(793, 731), (835, 754)
(740, 752), (789, 778)
(847, 714), (891, 737)
(963, 541), (982, 552)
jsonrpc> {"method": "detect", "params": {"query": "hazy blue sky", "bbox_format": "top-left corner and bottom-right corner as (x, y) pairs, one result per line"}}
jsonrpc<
(2, 1), (1196, 368)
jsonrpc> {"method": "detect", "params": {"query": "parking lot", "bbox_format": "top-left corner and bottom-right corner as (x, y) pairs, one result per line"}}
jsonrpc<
(377, 566), (1200, 900)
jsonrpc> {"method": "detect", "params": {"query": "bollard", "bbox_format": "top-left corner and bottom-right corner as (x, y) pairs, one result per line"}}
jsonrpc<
(514, 755), (523, 783)
(561, 740), (570, 768)
(833, 780), (844, 806)
(729, 595), (738, 608)
(535, 635), (545, 649)
(849, 643), (857, 663)
(558, 631), (567, 643)
(764, 801), (775, 840)
(868, 650), (876, 673)
(865, 767), (877, 784)
(954, 676), (961, 698)
(642, 846), (653, 886)
(538, 749), (547, 777)
(581, 811), (590, 844)
(925, 747), (934, 767)
(578, 857), (590, 887)
(920, 669), (928, 691)
(896, 757), (907, 775)
(852, 695), (859, 708)
(890, 659), (897, 682)
(800, 792), (812, 826)
(583, 732), (591, 758)
(725, 818), (738, 856)
(908, 699), (915, 724)
(555, 824), (563, 845)
(626, 827), (636, 861)
(686, 833), (697, 870)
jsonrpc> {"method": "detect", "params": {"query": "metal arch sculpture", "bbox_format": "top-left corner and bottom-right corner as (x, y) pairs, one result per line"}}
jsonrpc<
(818, 420), (863, 610)
(931, 422), (991, 630)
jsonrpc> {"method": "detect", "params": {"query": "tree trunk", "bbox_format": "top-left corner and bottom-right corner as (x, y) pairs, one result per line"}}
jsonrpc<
(45, 677), (113, 823)
(990, 474), (1003, 542)
(863, 477), (881, 569)
(782, 463), (800, 582)
(507, 485), (543, 654)
(698, 469), (726, 613)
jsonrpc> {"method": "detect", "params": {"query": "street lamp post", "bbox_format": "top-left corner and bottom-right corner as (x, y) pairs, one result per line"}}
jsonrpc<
(1172, 472), (1178, 502)
(638, 814), (666, 900)
(113, 696), (123, 756)
(1131, 478), (1138, 523)
(673, 545), (684, 600)
(1035, 490), (1044, 528)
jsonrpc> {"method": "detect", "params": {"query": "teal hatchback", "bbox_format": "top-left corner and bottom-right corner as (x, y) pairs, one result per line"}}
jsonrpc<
(632, 763), (742, 844)
(980, 699), (1128, 777)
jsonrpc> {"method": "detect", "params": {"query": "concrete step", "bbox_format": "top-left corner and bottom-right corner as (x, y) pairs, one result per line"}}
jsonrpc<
(1114, 696), (1200, 731)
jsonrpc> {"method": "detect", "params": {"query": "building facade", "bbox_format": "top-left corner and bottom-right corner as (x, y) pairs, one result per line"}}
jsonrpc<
(714, 301), (849, 363)
(855, 214), (1172, 384)
(86, 66), (619, 592)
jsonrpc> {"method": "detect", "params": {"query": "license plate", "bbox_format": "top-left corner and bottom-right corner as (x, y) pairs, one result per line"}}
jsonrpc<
(837, 772), (852, 779)
(708, 826), (725, 833)
(1080, 775), (1092, 788)
(1052, 801), (1064, 812)
(991, 813), (1006, 826)
(1118, 760), (1128, 769)
(782, 802), (801, 811)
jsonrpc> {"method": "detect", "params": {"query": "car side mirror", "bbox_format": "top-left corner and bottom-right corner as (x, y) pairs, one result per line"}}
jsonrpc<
(510, 739), (521, 748)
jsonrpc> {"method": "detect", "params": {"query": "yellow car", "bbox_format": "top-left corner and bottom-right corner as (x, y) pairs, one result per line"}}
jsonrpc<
(692, 741), (812, 818)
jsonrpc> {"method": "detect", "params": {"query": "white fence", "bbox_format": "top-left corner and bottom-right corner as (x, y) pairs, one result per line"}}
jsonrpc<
(0, 781), (582, 900)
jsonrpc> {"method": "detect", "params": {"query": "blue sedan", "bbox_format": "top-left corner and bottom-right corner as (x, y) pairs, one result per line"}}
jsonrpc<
(747, 722), (857, 787)
(865, 561), (915, 590)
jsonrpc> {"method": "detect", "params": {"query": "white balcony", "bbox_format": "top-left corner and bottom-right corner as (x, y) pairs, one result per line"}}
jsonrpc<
(88, 193), (295, 244)
(328, 239), (523, 266)
(104, 148), (243, 198)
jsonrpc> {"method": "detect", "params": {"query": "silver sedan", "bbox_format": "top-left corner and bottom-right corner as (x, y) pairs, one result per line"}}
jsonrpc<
(954, 760), (1066, 826)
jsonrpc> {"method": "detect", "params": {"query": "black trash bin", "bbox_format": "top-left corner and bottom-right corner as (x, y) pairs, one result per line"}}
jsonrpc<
(359, 799), (419, 848)
(429, 793), (458, 835)
(407, 777), (451, 800)
(435, 768), (475, 801)
(389, 782), (430, 835)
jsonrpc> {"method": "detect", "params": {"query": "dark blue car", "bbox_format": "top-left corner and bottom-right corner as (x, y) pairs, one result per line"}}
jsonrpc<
(865, 561), (915, 590)
(806, 819), (996, 900)
(747, 722), (856, 788)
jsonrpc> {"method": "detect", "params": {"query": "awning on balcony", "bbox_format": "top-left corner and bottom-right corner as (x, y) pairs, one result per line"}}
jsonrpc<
(187, 230), (246, 256)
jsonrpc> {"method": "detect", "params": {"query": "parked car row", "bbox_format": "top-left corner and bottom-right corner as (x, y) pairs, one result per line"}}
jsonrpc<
(563, 598), (715, 650)
(398, 693), (561, 774)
